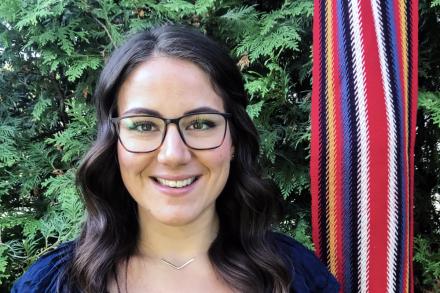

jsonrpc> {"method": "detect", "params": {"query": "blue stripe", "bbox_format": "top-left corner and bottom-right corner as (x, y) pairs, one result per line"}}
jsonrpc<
(337, 0), (359, 291)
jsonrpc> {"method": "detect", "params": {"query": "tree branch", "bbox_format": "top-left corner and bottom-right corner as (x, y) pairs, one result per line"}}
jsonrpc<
(91, 15), (116, 48)
(51, 75), (69, 126)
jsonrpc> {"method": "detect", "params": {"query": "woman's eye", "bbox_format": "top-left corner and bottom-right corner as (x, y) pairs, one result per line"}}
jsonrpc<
(130, 122), (157, 132)
(188, 120), (215, 130)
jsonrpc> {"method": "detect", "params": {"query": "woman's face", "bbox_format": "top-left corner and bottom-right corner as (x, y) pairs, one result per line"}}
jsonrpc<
(116, 56), (234, 227)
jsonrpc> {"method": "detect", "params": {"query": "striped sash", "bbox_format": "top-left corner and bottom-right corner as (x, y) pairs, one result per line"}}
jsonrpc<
(310, 0), (418, 292)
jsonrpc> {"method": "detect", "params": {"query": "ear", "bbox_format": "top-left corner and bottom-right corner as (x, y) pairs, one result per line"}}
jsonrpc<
(230, 146), (235, 161)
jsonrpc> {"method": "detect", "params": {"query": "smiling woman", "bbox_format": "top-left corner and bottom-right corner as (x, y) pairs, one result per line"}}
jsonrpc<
(116, 57), (233, 229)
(11, 24), (339, 293)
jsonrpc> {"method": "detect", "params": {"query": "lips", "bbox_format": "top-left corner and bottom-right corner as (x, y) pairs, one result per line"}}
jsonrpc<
(153, 176), (198, 188)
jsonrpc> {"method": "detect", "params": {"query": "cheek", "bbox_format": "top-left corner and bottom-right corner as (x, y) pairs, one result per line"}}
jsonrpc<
(117, 143), (152, 176)
(207, 140), (233, 175)
(117, 143), (131, 173)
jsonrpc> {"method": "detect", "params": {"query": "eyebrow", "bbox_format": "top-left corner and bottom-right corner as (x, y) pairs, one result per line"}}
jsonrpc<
(121, 106), (222, 117)
(121, 108), (161, 116)
(183, 107), (221, 115)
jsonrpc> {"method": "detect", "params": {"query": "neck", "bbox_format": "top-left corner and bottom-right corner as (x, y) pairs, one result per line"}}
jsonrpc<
(136, 209), (219, 263)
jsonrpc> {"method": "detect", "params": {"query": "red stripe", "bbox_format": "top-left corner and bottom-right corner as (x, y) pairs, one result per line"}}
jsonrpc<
(409, 1), (419, 292)
(311, 0), (323, 258)
(358, 0), (389, 291)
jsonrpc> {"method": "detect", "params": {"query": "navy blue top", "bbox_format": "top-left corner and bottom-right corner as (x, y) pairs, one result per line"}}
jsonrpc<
(12, 233), (339, 292)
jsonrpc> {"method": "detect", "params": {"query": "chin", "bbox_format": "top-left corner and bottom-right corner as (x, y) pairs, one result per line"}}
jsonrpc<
(152, 210), (202, 226)
(157, 216), (198, 227)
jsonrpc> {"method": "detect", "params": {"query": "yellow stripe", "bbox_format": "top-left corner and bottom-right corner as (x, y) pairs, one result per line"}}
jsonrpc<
(400, 2), (411, 291)
(400, 0), (409, 158)
(324, 0), (338, 275)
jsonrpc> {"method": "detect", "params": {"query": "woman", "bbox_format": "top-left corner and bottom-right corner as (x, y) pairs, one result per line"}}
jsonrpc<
(12, 24), (339, 293)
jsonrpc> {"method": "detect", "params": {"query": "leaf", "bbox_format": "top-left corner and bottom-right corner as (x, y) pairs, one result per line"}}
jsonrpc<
(0, 125), (19, 168)
(23, 220), (41, 240)
(414, 236), (440, 285)
(419, 91), (440, 127)
(292, 215), (314, 250)
(0, 0), (20, 22)
(46, 98), (96, 162)
(32, 96), (52, 122)
(195, 0), (215, 15)
(272, 164), (309, 198)
(160, 0), (195, 16)
(65, 56), (102, 82)
(0, 245), (10, 283)
(260, 128), (279, 163)
(219, 6), (259, 42)
(246, 100), (264, 120)
(16, 0), (67, 30)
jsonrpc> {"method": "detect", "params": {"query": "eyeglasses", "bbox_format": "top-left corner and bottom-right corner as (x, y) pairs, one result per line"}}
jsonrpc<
(110, 112), (232, 153)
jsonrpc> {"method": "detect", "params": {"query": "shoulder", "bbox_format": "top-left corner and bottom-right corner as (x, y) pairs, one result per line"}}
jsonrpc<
(269, 232), (340, 293)
(11, 241), (76, 293)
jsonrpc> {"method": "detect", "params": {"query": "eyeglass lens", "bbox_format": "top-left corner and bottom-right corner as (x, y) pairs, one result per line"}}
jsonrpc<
(116, 113), (227, 152)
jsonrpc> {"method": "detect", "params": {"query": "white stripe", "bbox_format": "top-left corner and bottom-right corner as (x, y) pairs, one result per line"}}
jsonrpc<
(370, 1), (399, 293)
(348, 0), (371, 292)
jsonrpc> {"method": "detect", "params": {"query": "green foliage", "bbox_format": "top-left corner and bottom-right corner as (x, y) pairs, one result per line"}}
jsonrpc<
(0, 0), (103, 288)
(0, 125), (19, 168)
(279, 212), (314, 250)
(414, 236), (440, 290)
(419, 91), (440, 128)
(46, 99), (96, 163)
(416, 1), (440, 291)
(0, 0), (439, 291)
(0, 245), (9, 284)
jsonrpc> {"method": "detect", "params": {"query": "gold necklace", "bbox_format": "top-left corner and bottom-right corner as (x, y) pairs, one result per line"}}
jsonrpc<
(117, 257), (196, 293)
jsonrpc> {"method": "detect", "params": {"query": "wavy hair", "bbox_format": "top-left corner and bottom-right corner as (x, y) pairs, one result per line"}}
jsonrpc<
(69, 24), (291, 292)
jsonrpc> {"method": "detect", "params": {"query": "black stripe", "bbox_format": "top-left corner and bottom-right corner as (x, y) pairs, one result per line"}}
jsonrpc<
(318, 0), (329, 266)
(407, 1), (413, 169)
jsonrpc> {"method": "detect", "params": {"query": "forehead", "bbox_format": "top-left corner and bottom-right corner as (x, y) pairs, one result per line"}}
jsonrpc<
(116, 57), (225, 117)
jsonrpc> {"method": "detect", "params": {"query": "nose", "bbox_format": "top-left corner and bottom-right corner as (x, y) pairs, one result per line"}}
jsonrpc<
(157, 124), (191, 166)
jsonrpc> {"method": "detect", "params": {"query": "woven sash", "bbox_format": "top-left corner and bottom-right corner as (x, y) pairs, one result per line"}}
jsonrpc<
(310, 0), (418, 292)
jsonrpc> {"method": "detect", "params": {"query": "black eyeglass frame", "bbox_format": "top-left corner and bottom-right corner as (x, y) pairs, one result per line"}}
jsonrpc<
(110, 112), (232, 153)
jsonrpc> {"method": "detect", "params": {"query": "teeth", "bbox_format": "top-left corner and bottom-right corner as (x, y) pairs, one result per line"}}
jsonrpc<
(156, 177), (196, 188)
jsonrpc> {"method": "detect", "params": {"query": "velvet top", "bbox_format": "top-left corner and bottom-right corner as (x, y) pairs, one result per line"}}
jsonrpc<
(12, 233), (339, 292)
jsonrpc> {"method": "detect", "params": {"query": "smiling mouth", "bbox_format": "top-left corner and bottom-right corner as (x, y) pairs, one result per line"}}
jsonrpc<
(153, 176), (198, 188)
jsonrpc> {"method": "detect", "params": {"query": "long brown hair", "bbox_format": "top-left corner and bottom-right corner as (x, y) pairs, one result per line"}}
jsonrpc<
(69, 24), (291, 293)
